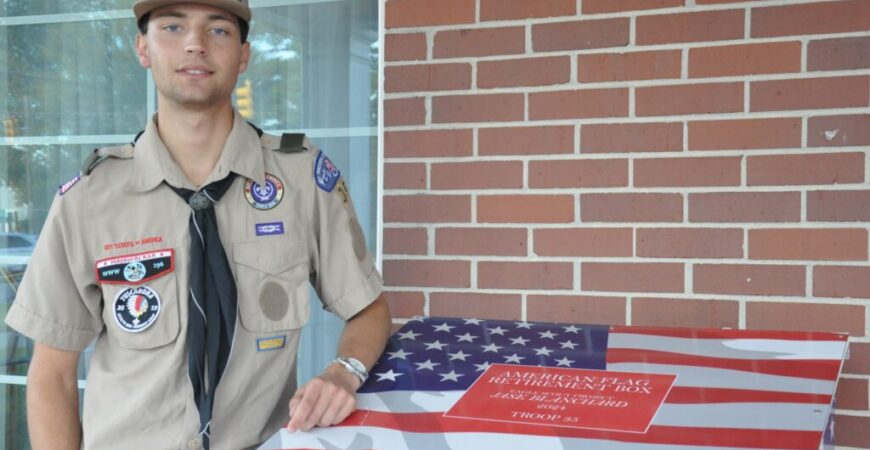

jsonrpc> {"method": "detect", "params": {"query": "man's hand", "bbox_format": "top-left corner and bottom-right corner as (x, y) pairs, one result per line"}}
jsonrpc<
(287, 363), (360, 432)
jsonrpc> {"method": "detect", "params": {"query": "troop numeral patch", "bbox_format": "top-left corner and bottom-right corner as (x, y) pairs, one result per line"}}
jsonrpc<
(96, 249), (174, 285)
(113, 285), (161, 333)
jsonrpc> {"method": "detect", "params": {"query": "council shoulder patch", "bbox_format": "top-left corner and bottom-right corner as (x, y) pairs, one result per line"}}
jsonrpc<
(59, 172), (81, 195)
(314, 151), (341, 192)
(96, 249), (174, 285)
(113, 285), (161, 333)
(244, 173), (284, 210)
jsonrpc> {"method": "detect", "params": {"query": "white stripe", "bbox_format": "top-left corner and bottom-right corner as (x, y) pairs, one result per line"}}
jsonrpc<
(191, 213), (205, 246)
(201, 190), (217, 203)
(608, 333), (848, 361)
(190, 288), (207, 325)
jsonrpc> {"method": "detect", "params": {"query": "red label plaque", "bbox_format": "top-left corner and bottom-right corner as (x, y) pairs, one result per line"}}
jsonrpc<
(445, 364), (676, 433)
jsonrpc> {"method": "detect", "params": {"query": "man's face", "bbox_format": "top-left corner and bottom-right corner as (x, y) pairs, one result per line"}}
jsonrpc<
(135, 3), (251, 110)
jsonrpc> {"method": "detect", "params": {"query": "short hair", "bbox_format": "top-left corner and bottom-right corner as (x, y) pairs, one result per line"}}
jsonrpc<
(137, 12), (249, 43)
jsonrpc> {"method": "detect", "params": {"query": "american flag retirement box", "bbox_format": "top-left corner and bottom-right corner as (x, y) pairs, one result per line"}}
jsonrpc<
(260, 316), (848, 450)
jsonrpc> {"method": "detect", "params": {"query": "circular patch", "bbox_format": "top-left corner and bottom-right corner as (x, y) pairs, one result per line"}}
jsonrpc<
(113, 286), (161, 333)
(123, 261), (147, 282)
(244, 173), (284, 210)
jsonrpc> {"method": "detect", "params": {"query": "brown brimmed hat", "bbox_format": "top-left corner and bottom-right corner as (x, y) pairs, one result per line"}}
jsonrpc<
(133, 0), (251, 23)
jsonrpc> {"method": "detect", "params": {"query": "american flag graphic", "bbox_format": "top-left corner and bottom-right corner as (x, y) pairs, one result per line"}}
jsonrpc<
(260, 316), (848, 450)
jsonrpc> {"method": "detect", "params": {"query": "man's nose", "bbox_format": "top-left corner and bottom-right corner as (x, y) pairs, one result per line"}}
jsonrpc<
(184, 31), (207, 55)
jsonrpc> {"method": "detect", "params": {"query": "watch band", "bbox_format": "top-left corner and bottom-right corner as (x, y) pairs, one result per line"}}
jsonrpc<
(333, 357), (368, 386)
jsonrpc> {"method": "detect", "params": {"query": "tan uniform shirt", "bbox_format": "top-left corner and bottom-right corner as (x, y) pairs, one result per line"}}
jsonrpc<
(5, 111), (383, 450)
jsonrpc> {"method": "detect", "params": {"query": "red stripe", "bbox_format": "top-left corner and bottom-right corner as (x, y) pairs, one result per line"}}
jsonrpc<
(334, 410), (823, 450)
(610, 326), (847, 341)
(664, 386), (831, 405)
(606, 348), (841, 380)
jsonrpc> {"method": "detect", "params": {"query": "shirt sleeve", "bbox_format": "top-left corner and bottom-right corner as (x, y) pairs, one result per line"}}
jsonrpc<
(308, 149), (383, 321)
(4, 184), (103, 351)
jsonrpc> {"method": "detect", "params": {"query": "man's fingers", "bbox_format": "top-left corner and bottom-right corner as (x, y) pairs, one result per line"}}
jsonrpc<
(335, 395), (357, 424)
(287, 385), (320, 432)
(317, 389), (352, 427)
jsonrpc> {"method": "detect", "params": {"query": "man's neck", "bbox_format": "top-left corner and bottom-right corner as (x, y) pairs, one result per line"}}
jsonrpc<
(155, 101), (235, 187)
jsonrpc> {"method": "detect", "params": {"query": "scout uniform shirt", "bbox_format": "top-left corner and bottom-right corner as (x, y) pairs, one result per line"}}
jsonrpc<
(4, 111), (383, 450)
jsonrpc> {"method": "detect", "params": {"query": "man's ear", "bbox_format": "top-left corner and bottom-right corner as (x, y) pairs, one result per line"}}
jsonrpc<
(238, 41), (251, 74)
(136, 34), (151, 69)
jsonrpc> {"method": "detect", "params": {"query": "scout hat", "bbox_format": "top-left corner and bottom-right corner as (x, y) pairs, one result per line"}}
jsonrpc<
(133, 0), (252, 23)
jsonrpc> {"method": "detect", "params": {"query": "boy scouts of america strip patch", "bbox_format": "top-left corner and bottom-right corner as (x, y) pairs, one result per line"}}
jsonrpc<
(59, 172), (81, 195)
(314, 151), (341, 192)
(96, 249), (174, 285)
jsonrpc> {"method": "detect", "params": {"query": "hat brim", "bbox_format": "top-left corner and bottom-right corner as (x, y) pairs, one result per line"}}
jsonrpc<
(134, 0), (251, 23)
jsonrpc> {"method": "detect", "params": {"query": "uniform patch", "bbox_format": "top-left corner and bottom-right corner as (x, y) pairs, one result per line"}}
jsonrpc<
(314, 151), (341, 192)
(59, 172), (81, 195)
(257, 335), (287, 352)
(336, 179), (350, 207)
(113, 285), (161, 333)
(244, 173), (284, 210)
(96, 249), (174, 285)
(255, 221), (284, 236)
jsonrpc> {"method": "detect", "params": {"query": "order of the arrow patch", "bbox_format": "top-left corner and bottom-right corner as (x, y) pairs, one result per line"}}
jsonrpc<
(96, 249), (174, 285)
(113, 285), (161, 333)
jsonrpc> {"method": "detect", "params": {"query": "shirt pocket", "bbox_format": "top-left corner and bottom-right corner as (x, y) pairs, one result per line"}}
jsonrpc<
(233, 238), (310, 333)
(100, 269), (181, 350)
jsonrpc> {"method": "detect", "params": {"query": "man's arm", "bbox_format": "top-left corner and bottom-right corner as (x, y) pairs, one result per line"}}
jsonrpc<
(287, 293), (391, 432)
(27, 343), (82, 450)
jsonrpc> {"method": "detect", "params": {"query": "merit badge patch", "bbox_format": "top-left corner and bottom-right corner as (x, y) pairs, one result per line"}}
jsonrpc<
(113, 285), (161, 333)
(59, 172), (81, 195)
(244, 173), (284, 210)
(314, 151), (341, 193)
(255, 221), (284, 236)
(96, 249), (174, 285)
(257, 335), (287, 352)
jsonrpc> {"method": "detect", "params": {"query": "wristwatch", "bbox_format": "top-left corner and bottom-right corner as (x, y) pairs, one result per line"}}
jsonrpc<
(333, 356), (369, 387)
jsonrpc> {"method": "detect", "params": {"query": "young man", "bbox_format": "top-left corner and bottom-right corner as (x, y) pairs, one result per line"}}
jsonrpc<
(4, 1), (391, 449)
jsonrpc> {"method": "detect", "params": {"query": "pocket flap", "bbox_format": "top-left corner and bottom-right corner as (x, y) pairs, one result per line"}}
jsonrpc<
(233, 239), (307, 275)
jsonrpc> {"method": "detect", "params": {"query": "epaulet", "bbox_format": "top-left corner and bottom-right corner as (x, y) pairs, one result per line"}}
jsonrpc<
(274, 133), (307, 154)
(82, 143), (134, 175)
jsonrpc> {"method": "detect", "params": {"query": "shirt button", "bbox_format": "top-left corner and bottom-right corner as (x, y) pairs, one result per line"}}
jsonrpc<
(187, 437), (201, 449)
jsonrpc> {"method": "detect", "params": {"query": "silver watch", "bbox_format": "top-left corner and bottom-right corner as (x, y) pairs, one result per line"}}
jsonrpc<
(333, 356), (368, 386)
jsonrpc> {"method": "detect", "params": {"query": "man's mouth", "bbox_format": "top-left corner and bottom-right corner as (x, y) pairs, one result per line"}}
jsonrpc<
(178, 66), (214, 76)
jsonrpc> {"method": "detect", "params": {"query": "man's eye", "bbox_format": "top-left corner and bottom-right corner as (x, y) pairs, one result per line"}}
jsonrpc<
(211, 28), (230, 36)
(162, 24), (181, 32)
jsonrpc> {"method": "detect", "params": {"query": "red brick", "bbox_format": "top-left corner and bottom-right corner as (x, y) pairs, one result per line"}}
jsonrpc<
(384, 195), (470, 223)
(529, 159), (628, 188)
(385, 129), (472, 158)
(835, 378), (868, 411)
(527, 295), (626, 325)
(582, 262), (684, 293)
(478, 56), (570, 88)
(581, 193), (682, 223)
(747, 302), (865, 336)
(696, 0), (766, 3)
(481, 0), (576, 21)
(637, 10), (744, 45)
(579, 50), (681, 83)
(582, 122), (682, 153)
(751, 0), (870, 38)
(383, 259), (470, 288)
(751, 76), (870, 112)
(479, 125), (574, 156)
(385, 291), (425, 318)
(834, 414), (870, 448)
(432, 94), (524, 123)
(478, 195), (574, 223)
(384, 163), (426, 190)
(637, 228), (743, 259)
(689, 42), (801, 78)
(636, 82), (743, 116)
(430, 293), (522, 321)
(385, 63), (471, 93)
(747, 152), (864, 186)
(689, 118), (801, 151)
(634, 157), (741, 187)
(808, 114), (870, 148)
(532, 18), (629, 52)
(694, 264), (805, 296)
(749, 228), (868, 261)
(383, 227), (428, 255)
(434, 27), (525, 59)
(384, 97), (425, 127)
(534, 228), (632, 257)
(689, 192), (801, 223)
(809, 36), (870, 71)
(583, 0), (683, 14)
(385, 33), (427, 62)
(529, 89), (628, 120)
(479, 261), (574, 290)
(431, 161), (523, 190)
(844, 342), (870, 375)
(632, 298), (739, 329)
(815, 266), (870, 299)
(809, 190), (870, 222)
(435, 227), (527, 256)
(386, 0), (475, 28)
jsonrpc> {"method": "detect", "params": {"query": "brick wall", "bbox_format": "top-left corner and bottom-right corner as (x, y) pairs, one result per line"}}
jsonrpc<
(381, 0), (870, 446)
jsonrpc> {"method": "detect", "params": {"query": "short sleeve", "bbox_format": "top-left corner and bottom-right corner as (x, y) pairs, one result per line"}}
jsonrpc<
(309, 149), (383, 321)
(4, 187), (103, 351)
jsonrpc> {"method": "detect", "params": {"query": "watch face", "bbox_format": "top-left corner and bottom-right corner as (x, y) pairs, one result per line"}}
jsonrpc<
(347, 357), (367, 374)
